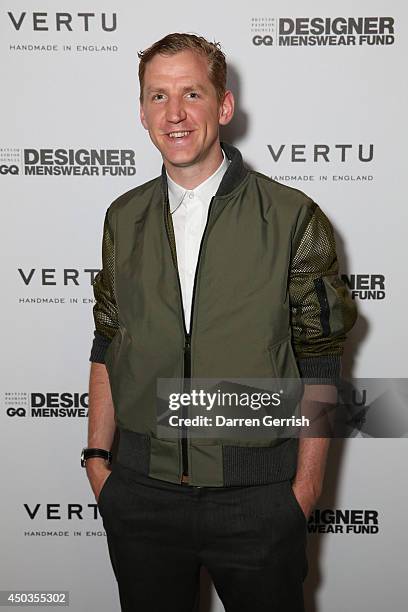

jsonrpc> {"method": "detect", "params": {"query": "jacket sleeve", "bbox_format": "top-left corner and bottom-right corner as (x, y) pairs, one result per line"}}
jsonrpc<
(89, 210), (119, 363)
(288, 201), (357, 380)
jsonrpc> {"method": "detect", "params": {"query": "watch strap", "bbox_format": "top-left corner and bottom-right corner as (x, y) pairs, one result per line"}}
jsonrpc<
(81, 447), (112, 467)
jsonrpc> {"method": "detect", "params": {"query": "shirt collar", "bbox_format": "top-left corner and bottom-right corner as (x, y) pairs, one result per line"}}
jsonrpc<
(167, 149), (230, 213)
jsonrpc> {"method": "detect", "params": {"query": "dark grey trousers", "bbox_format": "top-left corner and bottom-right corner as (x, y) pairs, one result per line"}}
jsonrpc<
(98, 462), (308, 612)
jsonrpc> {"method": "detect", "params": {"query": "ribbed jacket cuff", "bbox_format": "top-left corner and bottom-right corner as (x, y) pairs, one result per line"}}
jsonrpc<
(297, 355), (341, 382)
(89, 331), (111, 363)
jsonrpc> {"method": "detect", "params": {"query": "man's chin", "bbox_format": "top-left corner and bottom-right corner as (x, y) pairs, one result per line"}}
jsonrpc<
(167, 159), (197, 168)
(163, 152), (201, 169)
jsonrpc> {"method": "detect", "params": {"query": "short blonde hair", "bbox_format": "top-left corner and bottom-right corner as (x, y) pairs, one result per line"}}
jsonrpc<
(138, 32), (227, 104)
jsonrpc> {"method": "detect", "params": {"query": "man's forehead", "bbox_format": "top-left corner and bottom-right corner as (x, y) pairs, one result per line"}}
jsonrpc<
(144, 81), (209, 93)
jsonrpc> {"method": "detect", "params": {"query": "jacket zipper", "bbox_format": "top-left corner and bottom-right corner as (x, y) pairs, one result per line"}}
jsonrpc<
(164, 192), (217, 483)
(182, 333), (191, 477)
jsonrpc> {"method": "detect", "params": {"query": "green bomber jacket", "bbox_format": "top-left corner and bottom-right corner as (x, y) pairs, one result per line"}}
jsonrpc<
(89, 142), (357, 487)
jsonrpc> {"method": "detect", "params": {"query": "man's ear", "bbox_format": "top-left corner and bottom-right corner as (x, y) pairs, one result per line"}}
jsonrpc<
(218, 90), (235, 126)
(140, 103), (148, 130)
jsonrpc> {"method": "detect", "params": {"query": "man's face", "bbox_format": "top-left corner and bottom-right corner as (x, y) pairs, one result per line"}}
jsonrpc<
(140, 50), (233, 171)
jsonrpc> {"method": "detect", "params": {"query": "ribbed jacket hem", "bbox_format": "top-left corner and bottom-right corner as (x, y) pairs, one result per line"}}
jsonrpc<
(116, 429), (298, 488)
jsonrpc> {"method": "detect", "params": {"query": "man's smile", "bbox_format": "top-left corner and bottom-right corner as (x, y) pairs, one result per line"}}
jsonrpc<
(167, 130), (192, 138)
(162, 129), (195, 145)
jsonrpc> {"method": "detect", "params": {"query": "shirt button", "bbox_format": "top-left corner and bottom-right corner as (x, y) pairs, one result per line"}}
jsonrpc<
(188, 193), (194, 199)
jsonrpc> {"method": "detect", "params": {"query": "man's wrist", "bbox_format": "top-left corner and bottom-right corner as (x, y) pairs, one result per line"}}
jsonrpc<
(291, 479), (321, 519)
(85, 457), (110, 465)
(85, 458), (111, 478)
(292, 478), (321, 503)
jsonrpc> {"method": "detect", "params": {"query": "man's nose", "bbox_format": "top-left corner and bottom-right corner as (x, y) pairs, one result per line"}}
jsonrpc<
(165, 97), (187, 123)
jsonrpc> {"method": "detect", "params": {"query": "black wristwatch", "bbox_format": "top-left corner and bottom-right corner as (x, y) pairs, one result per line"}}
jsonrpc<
(81, 447), (112, 468)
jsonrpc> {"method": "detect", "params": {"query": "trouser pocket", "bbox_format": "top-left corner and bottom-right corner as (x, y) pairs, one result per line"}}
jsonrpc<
(286, 480), (307, 527)
(97, 468), (115, 515)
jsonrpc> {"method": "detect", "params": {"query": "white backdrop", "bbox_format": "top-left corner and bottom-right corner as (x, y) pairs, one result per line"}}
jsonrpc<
(1, 0), (407, 610)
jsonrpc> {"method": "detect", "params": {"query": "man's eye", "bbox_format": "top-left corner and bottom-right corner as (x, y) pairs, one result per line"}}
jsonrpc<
(187, 92), (199, 99)
(152, 94), (165, 101)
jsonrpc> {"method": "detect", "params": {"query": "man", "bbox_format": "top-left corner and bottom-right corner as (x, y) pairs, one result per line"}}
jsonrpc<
(82, 33), (357, 611)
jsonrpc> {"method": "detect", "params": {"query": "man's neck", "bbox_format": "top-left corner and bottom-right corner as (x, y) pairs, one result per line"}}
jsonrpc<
(165, 144), (224, 190)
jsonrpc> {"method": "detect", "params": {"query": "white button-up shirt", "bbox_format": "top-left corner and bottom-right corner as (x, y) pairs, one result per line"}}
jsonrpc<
(167, 151), (230, 332)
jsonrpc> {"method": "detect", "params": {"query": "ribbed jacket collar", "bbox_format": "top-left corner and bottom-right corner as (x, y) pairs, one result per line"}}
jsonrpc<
(161, 142), (248, 200)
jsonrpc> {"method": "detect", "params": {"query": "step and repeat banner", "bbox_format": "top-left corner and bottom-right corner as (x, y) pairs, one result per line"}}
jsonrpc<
(1, 0), (407, 610)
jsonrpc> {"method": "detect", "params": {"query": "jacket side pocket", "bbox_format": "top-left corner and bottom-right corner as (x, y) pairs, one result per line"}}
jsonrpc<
(268, 337), (300, 380)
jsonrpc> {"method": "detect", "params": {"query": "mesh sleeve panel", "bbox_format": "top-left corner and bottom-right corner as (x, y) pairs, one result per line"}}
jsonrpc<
(289, 204), (357, 361)
(92, 211), (119, 342)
